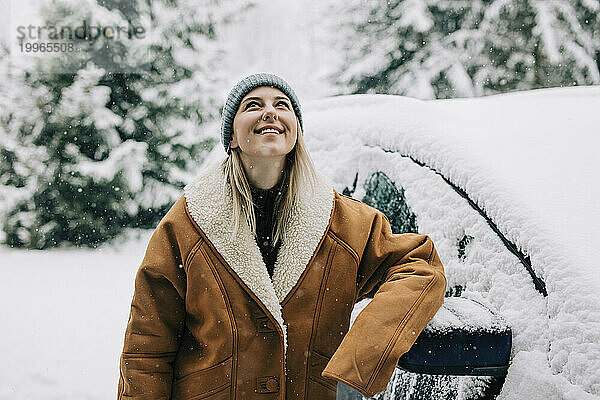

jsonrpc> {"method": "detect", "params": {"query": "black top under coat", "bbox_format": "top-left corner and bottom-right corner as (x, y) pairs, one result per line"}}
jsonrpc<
(249, 179), (286, 278)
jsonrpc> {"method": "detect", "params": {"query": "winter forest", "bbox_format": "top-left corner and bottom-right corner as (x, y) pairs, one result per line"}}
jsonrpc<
(1, 0), (599, 399)
(1, 0), (599, 249)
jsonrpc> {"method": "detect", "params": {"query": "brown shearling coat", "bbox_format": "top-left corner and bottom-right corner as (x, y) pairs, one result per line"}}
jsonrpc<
(117, 161), (446, 399)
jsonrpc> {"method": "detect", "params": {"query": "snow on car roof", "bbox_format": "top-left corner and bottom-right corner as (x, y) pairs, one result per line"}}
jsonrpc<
(304, 86), (600, 287)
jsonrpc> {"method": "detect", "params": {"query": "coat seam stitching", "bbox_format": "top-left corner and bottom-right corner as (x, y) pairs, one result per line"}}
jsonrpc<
(177, 381), (231, 400)
(307, 376), (337, 392)
(426, 240), (435, 264)
(184, 237), (205, 274)
(118, 356), (126, 399)
(304, 242), (336, 397)
(327, 231), (359, 265)
(173, 355), (233, 383)
(322, 371), (370, 397)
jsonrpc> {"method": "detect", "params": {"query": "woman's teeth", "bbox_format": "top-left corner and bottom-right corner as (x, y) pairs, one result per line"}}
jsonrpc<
(258, 129), (282, 135)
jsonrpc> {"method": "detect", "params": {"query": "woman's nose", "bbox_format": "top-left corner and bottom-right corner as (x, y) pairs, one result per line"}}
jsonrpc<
(262, 106), (278, 121)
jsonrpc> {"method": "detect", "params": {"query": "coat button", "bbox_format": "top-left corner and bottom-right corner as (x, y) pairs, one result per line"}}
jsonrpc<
(257, 376), (279, 393)
(265, 320), (276, 331)
(265, 377), (279, 392)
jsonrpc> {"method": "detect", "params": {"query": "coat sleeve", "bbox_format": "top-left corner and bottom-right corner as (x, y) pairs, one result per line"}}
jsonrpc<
(117, 221), (187, 400)
(321, 211), (447, 398)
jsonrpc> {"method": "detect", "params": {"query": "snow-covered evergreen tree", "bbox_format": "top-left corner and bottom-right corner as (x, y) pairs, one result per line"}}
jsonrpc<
(326, 0), (600, 99)
(0, 0), (242, 249)
(0, 45), (55, 247)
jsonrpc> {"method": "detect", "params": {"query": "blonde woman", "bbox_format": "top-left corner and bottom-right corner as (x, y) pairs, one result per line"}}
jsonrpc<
(117, 73), (447, 400)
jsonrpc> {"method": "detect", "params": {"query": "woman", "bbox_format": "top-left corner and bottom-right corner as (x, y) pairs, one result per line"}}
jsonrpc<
(117, 73), (447, 400)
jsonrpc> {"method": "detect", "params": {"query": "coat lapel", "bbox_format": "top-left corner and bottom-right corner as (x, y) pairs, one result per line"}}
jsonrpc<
(183, 159), (334, 352)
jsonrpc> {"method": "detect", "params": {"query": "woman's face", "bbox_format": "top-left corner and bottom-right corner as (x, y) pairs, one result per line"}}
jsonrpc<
(230, 86), (298, 159)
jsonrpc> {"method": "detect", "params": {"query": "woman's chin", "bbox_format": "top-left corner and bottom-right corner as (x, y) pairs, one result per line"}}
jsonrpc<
(248, 145), (291, 158)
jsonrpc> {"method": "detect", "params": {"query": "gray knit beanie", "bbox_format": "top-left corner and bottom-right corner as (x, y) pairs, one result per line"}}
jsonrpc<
(221, 73), (303, 155)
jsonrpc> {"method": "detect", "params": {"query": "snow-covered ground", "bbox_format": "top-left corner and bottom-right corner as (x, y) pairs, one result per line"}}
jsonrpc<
(2, 86), (599, 399)
(0, 230), (153, 399)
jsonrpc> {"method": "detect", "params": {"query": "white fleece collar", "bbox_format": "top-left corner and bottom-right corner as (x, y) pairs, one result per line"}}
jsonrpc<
(183, 159), (335, 353)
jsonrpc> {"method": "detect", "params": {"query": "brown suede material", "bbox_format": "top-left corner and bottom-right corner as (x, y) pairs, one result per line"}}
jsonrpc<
(117, 191), (446, 399)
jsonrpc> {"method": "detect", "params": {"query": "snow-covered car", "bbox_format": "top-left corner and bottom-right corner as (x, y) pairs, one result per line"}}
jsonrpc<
(272, 86), (598, 399)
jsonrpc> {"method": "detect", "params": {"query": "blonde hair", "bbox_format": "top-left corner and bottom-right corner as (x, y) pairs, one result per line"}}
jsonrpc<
(221, 119), (317, 246)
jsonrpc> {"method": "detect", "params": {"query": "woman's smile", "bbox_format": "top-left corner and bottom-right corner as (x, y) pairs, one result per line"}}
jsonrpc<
(255, 125), (285, 135)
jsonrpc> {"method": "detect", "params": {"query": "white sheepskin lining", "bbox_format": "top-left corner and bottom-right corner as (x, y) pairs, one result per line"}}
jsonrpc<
(184, 160), (334, 355)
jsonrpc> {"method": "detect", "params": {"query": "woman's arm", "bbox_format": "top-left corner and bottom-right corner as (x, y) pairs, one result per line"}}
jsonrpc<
(322, 211), (447, 398)
(117, 221), (187, 400)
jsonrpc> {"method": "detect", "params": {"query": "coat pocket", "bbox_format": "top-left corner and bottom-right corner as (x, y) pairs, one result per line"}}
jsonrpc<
(308, 350), (338, 394)
(172, 356), (232, 400)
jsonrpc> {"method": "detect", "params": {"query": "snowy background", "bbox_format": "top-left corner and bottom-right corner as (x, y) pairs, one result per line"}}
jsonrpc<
(1, 0), (600, 399)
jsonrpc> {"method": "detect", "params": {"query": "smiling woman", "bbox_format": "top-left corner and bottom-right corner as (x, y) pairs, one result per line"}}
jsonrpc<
(117, 73), (447, 400)
(230, 86), (299, 183)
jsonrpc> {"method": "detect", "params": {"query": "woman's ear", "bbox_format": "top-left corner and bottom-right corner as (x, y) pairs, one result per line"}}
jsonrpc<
(229, 136), (238, 150)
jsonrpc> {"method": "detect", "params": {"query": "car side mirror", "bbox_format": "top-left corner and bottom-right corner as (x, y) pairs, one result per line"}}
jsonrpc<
(397, 297), (511, 376)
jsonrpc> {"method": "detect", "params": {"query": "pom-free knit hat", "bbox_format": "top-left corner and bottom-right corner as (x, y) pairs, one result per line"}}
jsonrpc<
(221, 73), (303, 155)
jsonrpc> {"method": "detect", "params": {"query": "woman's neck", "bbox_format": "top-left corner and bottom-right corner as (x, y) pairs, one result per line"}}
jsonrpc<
(239, 154), (286, 189)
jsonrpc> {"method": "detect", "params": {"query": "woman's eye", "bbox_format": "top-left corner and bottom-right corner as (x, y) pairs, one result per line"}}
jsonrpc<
(277, 101), (290, 108)
(245, 101), (260, 109)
